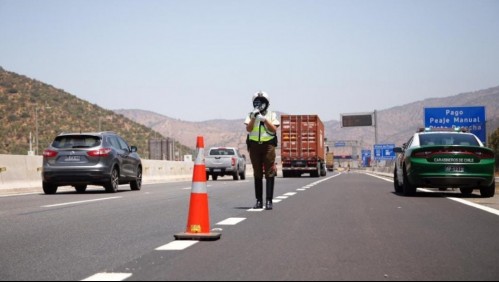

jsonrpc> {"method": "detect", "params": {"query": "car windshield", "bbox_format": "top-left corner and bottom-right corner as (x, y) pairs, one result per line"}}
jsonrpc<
(419, 134), (480, 146)
(210, 149), (235, 156)
(52, 135), (102, 149)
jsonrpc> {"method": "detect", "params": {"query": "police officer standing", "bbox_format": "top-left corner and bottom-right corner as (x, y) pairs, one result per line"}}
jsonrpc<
(245, 91), (280, 210)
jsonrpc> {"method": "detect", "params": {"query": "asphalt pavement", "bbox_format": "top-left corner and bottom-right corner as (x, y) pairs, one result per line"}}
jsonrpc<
(1, 172), (499, 281)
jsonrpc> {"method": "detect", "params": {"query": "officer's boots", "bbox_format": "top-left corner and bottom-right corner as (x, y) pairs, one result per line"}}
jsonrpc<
(253, 178), (263, 209)
(265, 177), (275, 210)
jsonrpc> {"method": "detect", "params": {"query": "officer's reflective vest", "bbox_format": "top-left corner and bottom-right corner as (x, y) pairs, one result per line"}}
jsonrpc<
(249, 111), (276, 143)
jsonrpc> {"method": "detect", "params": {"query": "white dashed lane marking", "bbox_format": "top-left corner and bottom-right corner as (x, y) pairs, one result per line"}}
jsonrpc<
(364, 172), (499, 217)
(81, 273), (132, 281)
(217, 217), (246, 225)
(42, 197), (122, 208)
(156, 241), (199, 251)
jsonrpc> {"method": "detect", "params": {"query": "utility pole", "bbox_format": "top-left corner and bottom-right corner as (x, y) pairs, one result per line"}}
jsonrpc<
(374, 110), (379, 146)
(35, 106), (39, 155)
(34, 104), (52, 155)
(373, 110), (379, 167)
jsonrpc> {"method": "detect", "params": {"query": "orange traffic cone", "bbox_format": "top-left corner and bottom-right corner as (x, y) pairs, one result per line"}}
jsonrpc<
(174, 136), (221, 241)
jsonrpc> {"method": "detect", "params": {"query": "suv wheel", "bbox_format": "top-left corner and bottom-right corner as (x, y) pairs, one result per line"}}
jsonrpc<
(105, 167), (120, 193)
(130, 167), (142, 191)
(43, 182), (58, 195)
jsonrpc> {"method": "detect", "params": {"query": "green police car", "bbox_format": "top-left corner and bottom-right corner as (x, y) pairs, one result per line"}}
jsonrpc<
(394, 128), (496, 197)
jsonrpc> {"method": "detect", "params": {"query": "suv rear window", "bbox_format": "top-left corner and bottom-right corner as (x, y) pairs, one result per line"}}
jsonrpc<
(52, 135), (102, 149)
(419, 134), (480, 146)
(210, 148), (235, 156)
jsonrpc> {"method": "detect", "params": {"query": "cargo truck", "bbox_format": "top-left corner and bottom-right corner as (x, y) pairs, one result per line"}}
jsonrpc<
(281, 115), (326, 178)
(326, 152), (335, 171)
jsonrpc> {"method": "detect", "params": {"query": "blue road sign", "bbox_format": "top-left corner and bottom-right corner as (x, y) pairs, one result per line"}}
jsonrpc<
(335, 141), (346, 147)
(374, 144), (396, 161)
(424, 107), (486, 142)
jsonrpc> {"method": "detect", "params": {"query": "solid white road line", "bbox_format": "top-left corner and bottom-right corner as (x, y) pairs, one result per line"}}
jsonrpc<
(81, 273), (132, 281)
(217, 217), (246, 225)
(364, 172), (394, 183)
(156, 241), (199, 251)
(364, 173), (499, 217)
(447, 197), (499, 216)
(42, 197), (122, 208)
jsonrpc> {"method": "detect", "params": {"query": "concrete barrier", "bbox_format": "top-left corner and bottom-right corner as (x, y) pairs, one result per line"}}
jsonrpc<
(0, 154), (196, 192)
(0, 155), (43, 190)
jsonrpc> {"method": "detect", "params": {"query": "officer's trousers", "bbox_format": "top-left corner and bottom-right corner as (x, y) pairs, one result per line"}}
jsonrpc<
(249, 141), (276, 179)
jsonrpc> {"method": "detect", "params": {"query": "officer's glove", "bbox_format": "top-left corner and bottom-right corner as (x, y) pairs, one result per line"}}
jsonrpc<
(256, 114), (267, 123)
(250, 109), (260, 119)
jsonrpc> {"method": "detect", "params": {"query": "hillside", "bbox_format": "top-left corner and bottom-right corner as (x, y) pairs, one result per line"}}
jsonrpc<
(0, 67), (193, 157)
(117, 86), (499, 156)
(115, 109), (248, 153)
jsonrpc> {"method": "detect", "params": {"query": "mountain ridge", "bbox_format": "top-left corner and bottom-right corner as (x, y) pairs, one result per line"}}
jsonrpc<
(116, 86), (499, 156)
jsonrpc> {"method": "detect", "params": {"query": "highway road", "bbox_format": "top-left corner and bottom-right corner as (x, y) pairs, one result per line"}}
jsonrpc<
(1, 172), (499, 281)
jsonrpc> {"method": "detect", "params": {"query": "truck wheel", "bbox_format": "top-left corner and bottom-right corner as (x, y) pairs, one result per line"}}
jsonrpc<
(233, 170), (239, 181)
(212, 174), (218, 181)
(240, 169), (246, 180)
(480, 181), (495, 198)
(311, 164), (320, 177)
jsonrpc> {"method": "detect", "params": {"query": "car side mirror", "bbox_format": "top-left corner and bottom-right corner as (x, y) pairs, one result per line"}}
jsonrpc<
(394, 147), (404, 153)
(130, 146), (138, 153)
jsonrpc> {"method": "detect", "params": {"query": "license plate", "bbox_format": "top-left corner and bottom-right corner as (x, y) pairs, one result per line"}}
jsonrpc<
(213, 169), (222, 173)
(65, 156), (81, 162)
(446, 166), (464, 173)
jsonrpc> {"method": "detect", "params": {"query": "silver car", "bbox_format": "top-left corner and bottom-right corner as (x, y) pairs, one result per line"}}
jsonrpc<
(42, 132), (142, 194)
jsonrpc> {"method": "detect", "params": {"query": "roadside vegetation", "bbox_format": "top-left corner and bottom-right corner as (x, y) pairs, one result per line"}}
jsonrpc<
(0, 67), (193, 157)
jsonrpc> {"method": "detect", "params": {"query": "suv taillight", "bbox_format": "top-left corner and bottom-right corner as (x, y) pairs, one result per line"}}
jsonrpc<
(232, 157), (237, 167)
(87, 148), (112, 157)
(43, 150), (58, 158)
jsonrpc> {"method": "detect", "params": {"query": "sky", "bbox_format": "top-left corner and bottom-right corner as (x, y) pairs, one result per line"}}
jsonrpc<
(1, 0), (498, 122)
